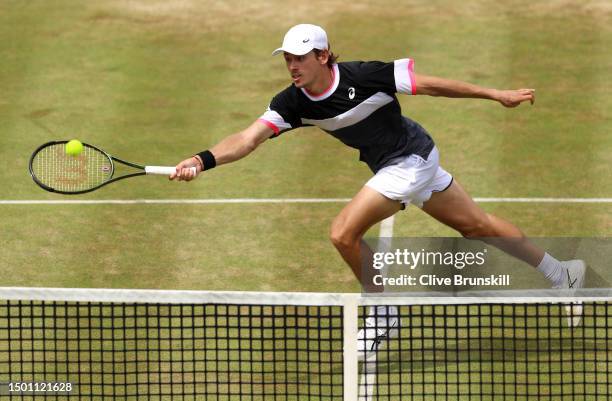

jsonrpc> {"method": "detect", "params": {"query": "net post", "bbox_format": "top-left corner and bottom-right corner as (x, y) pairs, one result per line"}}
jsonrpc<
(343, 294), (359, 401)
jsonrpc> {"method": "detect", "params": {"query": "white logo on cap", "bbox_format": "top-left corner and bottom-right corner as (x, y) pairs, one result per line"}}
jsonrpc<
(348, 87), (355, 100)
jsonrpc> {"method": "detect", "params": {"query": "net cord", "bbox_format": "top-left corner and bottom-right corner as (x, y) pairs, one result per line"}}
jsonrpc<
(0, 287), (609, 306)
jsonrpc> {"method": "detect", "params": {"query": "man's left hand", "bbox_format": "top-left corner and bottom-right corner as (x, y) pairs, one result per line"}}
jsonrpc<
(496, 88), (536, 108)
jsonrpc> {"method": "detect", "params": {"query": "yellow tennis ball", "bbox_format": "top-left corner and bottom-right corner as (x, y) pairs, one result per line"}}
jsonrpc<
(65, 140), (83, 156)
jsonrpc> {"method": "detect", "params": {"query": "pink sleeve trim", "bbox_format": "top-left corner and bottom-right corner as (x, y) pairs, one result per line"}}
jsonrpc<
(257, 118), (280, 135)
(408, 59), (416, 95)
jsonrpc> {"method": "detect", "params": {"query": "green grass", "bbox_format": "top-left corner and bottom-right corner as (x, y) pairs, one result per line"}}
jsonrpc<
(0, 203), (355, 291)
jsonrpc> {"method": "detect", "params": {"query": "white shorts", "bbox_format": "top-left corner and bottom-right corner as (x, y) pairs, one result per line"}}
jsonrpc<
(365, 147), (453, 208)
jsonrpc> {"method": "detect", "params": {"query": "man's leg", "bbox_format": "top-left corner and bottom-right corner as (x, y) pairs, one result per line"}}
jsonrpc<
(331, 186), (403, 357)
(330, 185), (402, 292)
(421, 179), (545, 267)
(422, 178), (586, 325)
(421, 179), (585, 290)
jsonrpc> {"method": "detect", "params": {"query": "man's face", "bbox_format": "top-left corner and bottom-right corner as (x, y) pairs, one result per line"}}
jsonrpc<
(283, 51), (327, 89)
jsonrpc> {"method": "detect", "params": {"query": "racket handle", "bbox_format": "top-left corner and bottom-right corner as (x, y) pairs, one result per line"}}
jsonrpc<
(145, 166), (197, 175)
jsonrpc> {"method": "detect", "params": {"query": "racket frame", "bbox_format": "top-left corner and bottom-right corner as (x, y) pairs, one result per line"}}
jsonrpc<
(29, 141), (149, 195)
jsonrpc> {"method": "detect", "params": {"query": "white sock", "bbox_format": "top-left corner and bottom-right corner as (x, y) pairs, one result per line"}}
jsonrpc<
(536, 252), (564, 284)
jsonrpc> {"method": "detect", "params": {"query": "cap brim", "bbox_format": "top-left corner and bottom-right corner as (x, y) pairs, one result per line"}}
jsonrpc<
(271, 45), (313, 56)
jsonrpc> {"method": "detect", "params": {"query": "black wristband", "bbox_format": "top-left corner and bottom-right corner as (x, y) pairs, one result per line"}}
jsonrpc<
(196, 150), (216, 170)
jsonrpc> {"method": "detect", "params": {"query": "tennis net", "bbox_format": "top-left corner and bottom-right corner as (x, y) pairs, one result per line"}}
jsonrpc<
(0, 287), (610, 400)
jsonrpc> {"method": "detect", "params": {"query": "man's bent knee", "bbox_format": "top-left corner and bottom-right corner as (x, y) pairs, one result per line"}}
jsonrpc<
(330, 221), (360, 251)
(459, 213), (525, 239)
(459, 216), (496, 239)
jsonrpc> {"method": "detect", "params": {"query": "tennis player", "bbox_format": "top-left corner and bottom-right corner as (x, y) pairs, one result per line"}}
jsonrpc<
(171, 24), (586, 356)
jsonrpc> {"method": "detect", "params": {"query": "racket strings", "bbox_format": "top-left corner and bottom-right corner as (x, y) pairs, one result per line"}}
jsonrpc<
(31, 144), (112, 192)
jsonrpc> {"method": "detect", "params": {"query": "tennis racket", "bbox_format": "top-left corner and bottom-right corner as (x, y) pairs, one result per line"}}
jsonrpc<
(29, 141), (195, 194)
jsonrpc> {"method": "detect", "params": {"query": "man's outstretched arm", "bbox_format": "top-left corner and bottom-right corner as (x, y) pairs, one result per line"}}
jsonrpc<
(170, 120), (274, 181)
(414, 73), (535, 108)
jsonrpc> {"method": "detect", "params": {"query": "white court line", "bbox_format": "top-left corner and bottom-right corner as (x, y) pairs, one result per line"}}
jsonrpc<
(379, 215), (395, 238)
(1, 197), (611, 205)
(474, 197), (612, 203)
(0, 198), (350, 205)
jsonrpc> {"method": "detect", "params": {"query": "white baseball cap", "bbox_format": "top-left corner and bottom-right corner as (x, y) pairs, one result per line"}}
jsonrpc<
(272, 24), (329, 56)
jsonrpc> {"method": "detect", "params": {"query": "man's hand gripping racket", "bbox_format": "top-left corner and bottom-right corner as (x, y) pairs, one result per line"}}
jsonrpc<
(169, 156), (203, 182)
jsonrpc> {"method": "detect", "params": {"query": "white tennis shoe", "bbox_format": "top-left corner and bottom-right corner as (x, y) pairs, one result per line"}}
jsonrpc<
(357, 315), (399, 361)
(553, 259), (586, 327)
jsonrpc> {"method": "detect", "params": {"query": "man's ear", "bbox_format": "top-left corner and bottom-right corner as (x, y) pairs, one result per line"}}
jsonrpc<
(317, 49), (330, 65)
